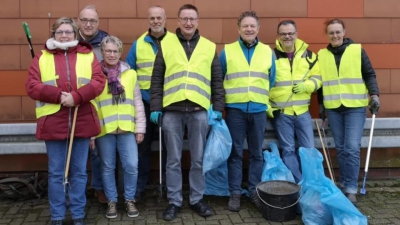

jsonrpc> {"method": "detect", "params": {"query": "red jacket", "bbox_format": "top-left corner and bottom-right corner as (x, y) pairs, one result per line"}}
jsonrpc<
(26, 41), (106, 140)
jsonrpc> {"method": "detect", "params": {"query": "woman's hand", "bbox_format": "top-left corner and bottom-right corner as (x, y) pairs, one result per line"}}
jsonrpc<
(60, 92), (75, 107)
(136, 133), (144, 144)
(89, 139), (96, 150)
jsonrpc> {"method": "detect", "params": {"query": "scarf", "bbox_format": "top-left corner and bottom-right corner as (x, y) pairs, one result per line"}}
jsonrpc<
(100, 61), (125, 104)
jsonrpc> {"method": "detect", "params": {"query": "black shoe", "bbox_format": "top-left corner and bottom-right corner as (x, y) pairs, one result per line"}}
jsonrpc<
(134, 191), (145, 203)
(51, 220), (63, 225)
(190, 200), (213, 217)
(228, 194), (241, 212)
(72, 218), (85, 225)
(163, 204), (181, 221)
(250, 192), (262, 210)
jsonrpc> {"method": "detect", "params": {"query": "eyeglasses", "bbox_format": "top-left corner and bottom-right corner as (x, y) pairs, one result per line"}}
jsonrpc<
(179, 17), (198, 23)
(149, 16), (164, 22)
(103, 49), (120, 55)
(79, 18), (98, 25)
(328, 30), (343, 36)
(54, 30), (75, 36)
(278, 32), (297, 37)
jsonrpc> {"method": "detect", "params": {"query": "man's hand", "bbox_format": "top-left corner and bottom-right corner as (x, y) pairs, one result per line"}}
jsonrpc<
(150, 111), (162, 124)
(292, 82), (307, 94)
(267, 107), (280, 118)
(89, 139), (95, 150)
(369, 95), (380, 115)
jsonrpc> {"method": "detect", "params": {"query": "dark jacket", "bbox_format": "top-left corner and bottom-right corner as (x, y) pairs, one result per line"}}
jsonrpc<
(317, 38), (380, 106)
(26, 40), (106, 140)
(78, 29), (109, 61)
(150, 28), (225, 112)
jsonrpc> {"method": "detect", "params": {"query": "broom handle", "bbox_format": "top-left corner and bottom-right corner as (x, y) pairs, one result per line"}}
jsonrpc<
(64, 106), (79, 180)
(315, 119), (335, 182)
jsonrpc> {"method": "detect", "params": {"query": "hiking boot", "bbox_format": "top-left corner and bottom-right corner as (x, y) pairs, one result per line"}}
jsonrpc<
(125, 200), (139, 217)
(163, 204), (181, 221)
(250, 192), (262, 209)
(94, 190), (107, 204)
(51, 220), (63, 225)
(106, 201), (118, 219)
(228, 194), (241, 212)
(190, 200), (213, 217)
(72, 218), (85, 225)
(346, 193), (357, 204)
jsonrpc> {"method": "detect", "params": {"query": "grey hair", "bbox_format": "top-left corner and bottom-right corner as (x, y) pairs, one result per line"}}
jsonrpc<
(100, 36), (123, 54)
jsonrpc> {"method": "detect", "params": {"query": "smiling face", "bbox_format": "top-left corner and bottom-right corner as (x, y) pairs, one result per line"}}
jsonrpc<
(326, 23), (345, 47)
(148, 7), (166, 34)
(178, 9), (198, 39)
(277, 24), (297, 52)
(238, 16), (259, 45)
(78, 8), (99, 38)
(101, 42), (121, 68)
(54, 24), (76, 43)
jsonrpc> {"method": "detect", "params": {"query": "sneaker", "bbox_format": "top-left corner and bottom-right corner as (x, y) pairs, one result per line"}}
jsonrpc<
(228, 194), (241, 212)
(163, 204), (181, 221)
(125, 200), (139, 218)
(106, 201), (118, 219)
(94, 190), (107, 204)
(72, 218), (85, 225)
(190, 200), (213, 217)
(250, 192), (262, 209)
(346, 193), (357, 204)
(51, 220), (63, 225)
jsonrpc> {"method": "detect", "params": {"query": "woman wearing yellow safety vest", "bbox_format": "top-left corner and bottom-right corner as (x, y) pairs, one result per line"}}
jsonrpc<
(318, 18), (380, 205)
(91, 36), (146, 219)
(26, 17), (105, 225)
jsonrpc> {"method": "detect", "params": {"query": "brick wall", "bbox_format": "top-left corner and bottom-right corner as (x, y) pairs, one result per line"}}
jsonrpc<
(1, 0), (400, 121)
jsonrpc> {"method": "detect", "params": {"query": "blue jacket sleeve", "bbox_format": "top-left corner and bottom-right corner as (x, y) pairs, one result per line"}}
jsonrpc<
(219, 49), (227, 79)
(269, 53), (276, 89)
(125, 41), (138, 70)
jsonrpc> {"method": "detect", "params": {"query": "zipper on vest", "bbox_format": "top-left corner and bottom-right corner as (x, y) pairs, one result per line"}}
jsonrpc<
(65, 50), (72, 136)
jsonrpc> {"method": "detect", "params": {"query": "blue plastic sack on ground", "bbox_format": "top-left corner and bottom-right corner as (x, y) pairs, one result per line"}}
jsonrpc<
(299, 147), (368, 225)
(203, 105), (232, 174)
(261, 142), (295, 182)
(205, 162), (230, 196)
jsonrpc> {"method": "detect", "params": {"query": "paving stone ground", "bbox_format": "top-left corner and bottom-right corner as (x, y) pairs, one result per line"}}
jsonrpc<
(0, 179), (400, 225)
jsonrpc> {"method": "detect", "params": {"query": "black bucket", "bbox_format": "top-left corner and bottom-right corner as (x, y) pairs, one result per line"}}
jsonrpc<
(256, 180), (300, 222)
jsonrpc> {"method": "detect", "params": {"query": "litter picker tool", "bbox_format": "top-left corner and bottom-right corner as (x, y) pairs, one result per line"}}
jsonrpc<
(315, 119), (335, 182)
(158, 113), (163, 202)
(22, 22), (35, 58)
(360, 114), (376, 195)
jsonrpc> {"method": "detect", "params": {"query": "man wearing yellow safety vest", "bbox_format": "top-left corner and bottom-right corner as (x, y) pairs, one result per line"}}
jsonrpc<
(268, 20), (321, 184)
(219, 11), (276, 212)
(126, 5), (171, 203)
(150, 4), (225, 222)
(318, 18), (380, 204)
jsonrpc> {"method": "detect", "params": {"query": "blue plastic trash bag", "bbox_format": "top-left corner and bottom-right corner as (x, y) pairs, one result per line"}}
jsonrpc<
(205, 162), (230, 196)
(203, 105), (232, 174)
(261, 142), (295, 183)
(299, 147), (368, 225)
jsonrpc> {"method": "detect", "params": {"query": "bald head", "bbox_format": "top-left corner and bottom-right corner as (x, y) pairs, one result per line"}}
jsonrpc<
(147, 6), (167, 37)
(78, 5), (100, 39)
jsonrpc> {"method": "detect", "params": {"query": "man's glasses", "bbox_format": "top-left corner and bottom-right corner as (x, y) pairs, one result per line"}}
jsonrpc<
(79, 18), (98, 25)
(179, 17), (198, 23)
(278, 32), (297, 37)
(103, 50), (120, 55)
(54, 30), (75, 36)
(328, 30), (343, 36)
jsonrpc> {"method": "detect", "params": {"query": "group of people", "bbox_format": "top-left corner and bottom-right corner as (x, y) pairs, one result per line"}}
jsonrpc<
(25, 3), (380, 225)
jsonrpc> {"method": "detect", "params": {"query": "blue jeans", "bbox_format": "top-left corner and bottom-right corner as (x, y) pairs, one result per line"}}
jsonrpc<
(226, 108), (266, 195)
(96, 133), (138, 202)
(274, 111), (314, 183)
(327, 107), (366, 194)
(90, 147), (103, 191)
(45, 138), (89, 221)
(137, 102), (166, 193)
(162, 111), (208, 206)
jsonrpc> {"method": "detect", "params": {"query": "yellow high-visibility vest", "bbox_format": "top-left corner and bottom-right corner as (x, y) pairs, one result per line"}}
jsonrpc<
(161, 34), (215, 110)
(95, 69), (137, 137)
(223, 41), (272, 104)
(318, 44), (368, 109)
(36, 50), (95, 118)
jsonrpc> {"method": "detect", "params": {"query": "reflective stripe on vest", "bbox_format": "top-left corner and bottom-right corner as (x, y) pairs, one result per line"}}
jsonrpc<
(95, 69), (137, 137)
(136, 32), (156, 90)
(270, 40), (320, 115)
(161, 35), (215, 110)
(318, 44), (368, 109)
(223, 41), (272, 104)
(36, 50), (94, 118)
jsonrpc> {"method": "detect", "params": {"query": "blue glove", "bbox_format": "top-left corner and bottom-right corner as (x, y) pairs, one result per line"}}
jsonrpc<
(215, 111), (222, 120)
(150, 111), (162, 124)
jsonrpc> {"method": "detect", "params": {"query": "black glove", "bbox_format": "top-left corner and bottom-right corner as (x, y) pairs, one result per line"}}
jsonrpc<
(319, 104), (326, 121)
(369, 95), (380, 115)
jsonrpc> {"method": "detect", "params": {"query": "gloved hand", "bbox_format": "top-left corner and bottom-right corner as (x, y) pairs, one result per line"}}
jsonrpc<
(292, 82), (307, 94)
(215, 111), (222, 120)
(150, 111), (162, 124)
(369, 95), (380, 115)
(267, 107), (280, 118)
(319, 104), (326, 121)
